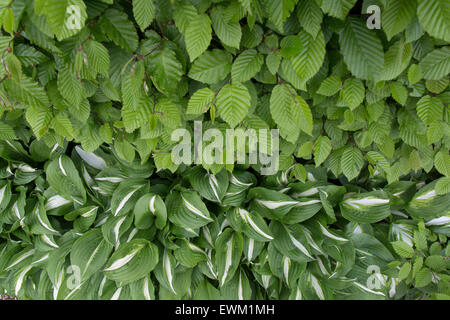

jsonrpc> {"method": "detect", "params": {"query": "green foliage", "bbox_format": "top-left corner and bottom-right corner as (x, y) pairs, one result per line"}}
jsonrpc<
(0, 0), (448, 301)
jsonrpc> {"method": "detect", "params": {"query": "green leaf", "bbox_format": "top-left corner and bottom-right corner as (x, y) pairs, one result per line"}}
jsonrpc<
(313, 136), (332, 167)
(215, 229), (243, 286)
(341, 146), (364, 181)
(408, 64), (423, 84)
(216, 83), (251, 128)
(5, 76), (49, 109)
(231, 49), (264, 83)
(266, 0), (298, 32)
(321, 0), (357, 20)
(297, 0), (323, 37)
(100, 9), (139, 52)
(43, 0), (87, 40)
(391, 241), (414, 258)
(290, 30), (326, 82)
(155, 99), (181, 128)
(340, 17), (384, 80)
(417, 0), (450, 42)
(342, 78), (365, 110)
(391, 82), (408, 106)
(416, 95), (444, 124)
(419, 47), (450, 80)
(415, 267), (432, 287)
(57, 66), (84, 107)
(46, 155), (86, 205)
(133, 0), (155, 32)
(83, 40), (110, 76)
(210, 7), (242, 49)
(188, 49), (232, 84)
(398, 262), (411, 280)
(382, 0), (416, 40)
(147, 47), (183, 94)
(270, 84), (301, 143)
(71, 229), (113, 282)
(378, 39), (413, 82)
(187, 88), (215, 114)
(104, 239), (159, 283)
(317, 76), (341, 96)
(435, 150), (450, 176)
(185, 13), (212, 62)
(340, 191), (391, 223)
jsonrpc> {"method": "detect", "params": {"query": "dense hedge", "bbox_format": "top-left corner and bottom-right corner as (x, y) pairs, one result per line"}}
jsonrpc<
(0, 0), (449, 300)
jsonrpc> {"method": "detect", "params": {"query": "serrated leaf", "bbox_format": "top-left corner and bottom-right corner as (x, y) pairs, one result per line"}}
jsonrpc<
(216, 83), (251, 128)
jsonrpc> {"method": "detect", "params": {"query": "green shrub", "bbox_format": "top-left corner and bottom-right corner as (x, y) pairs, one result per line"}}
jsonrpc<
(0, 0), (448, 300)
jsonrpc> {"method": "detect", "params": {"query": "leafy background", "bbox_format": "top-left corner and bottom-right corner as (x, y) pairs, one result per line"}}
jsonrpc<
(0, 0), (449, 300)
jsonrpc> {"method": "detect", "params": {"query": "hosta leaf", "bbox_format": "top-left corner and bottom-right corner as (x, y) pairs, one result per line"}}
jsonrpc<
(111, 179), (148, 217)
(104, 239), (159, 283)
(166, 190), (213, 229)
(133, 193), (167, 230)
(228, 207), (274, 242)
(270, 221), (314, 263)
(340, 191), (391, 223)
(46, 155), (86, 205)
(215, 229), (243, 286)
(70, 229), (113, 282)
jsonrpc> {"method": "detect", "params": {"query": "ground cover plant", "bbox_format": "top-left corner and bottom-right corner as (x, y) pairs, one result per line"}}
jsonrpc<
(0, 0), (449, 300)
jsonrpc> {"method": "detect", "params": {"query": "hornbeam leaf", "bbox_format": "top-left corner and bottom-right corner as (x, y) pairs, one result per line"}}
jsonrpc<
(419, 47), (450, 80)
(417, 0), (450, 42)
(320, 0), (357, 20)
(187, 88), (215, 114)
(133, 0), (155, 32)
(231, 49), (264, 83)
(188, 49), (232, 84)
(339, 17), (384, 80)
(185, 14), (212, 62)
(382, 0), (416, 40)
(100, 9), (139, 52)
(216, 83), (251, 128)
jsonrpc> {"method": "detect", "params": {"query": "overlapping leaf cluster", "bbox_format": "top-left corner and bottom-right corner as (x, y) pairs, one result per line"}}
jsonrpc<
(0, 0), (449, 300)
